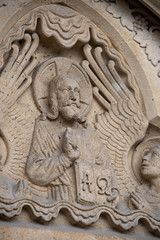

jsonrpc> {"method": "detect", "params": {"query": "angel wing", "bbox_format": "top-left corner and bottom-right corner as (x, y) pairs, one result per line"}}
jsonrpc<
(82, 44), (148, 197)
(0, 33), (39, 181)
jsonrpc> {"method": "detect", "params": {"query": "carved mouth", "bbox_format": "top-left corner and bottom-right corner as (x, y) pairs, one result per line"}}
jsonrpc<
(141, 163), (149, 168)
(70, 103), (78, 106)
(64, 103), (80, 108)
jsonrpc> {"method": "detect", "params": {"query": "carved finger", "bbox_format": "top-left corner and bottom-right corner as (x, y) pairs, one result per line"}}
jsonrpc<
(94, 47), (125, 100)
(0, 44), (19, 81)
(83, 44), (120, 102)
(82, 60), (116, 104)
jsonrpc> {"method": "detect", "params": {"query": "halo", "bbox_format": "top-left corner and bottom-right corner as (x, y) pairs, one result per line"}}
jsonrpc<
(33, 57), (92, 119)
(131, 137), (160, 183)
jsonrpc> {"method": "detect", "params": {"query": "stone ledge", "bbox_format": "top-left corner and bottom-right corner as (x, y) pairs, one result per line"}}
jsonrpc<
(0, 224), (159, 240)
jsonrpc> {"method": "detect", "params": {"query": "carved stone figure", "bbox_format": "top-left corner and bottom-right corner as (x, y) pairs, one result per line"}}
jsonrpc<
(26, 59), (119, 206)
(130, 146), (160, 219)
(0, 3), (160, 235)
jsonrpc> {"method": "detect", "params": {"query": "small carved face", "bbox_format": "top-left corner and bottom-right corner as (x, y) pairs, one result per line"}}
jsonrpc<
(56, 77), (81, 121)
(141, 146), (160, 180)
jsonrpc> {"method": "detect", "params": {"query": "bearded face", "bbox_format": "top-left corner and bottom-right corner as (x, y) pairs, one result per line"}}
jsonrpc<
(56, 78), (81, 121)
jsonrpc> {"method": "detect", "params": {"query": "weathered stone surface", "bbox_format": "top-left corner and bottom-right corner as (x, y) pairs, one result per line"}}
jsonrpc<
(0, 225), (148, 240)
(139, 0), (160, 18)
(0, 0), (160, 239)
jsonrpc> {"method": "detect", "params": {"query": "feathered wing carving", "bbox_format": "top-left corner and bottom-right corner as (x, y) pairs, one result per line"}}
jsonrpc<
(0, 33), (39, 180)
(82, 44), (148, 197)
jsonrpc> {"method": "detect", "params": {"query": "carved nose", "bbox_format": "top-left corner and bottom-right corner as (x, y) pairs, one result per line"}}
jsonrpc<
(70, 90), (76, 100)
(143, 153), (150, 161)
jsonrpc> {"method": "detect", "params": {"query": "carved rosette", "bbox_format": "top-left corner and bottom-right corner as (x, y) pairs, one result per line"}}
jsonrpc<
(0, 3), (159, 234)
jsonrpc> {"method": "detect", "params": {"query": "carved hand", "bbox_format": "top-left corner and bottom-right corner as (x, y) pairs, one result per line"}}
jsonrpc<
(62, 127), (80, 162)
(130, 191), (152, 212)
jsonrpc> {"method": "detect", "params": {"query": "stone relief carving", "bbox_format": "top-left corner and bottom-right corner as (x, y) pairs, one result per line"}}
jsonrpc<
(26, 57), (119, 207)
(0, 2), (159, 235)
(130, 145), (160, 220)
(105, 0), (160, 74)
(129, 137), (160, 221)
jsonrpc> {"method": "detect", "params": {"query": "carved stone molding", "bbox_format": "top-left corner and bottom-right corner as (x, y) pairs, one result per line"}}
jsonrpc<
(105, 0), (160, 74)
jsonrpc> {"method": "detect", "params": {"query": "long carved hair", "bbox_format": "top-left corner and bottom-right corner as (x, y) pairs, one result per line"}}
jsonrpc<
(48, 75), (62, 119)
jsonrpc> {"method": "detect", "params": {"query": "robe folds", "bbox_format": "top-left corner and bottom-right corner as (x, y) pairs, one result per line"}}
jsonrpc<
(26, 117), (117, 203)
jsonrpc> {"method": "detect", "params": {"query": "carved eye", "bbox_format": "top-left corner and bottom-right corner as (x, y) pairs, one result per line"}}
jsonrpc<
(74, 88), (80, 94)
(152, 152), (159, 158)
(62, 89), (69, 94)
